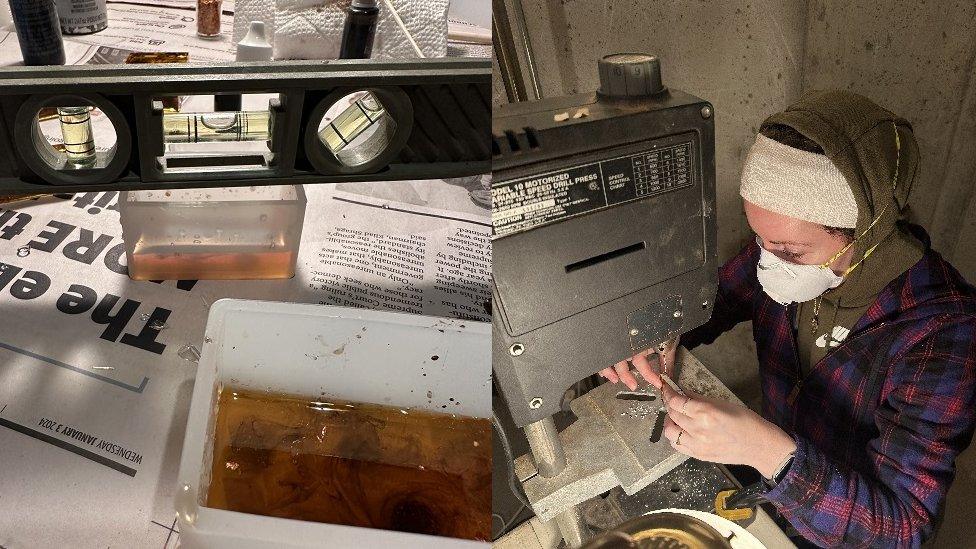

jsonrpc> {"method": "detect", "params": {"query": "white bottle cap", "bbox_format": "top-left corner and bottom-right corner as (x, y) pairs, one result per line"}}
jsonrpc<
(236, 21), (273, 62)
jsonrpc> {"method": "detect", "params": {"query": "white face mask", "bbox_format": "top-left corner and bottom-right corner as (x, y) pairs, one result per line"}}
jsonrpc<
(756, 238), (845, 305)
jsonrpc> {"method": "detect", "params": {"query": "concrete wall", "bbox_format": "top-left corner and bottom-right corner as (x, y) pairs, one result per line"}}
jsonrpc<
(495, 0), (976, 279)
(802, 1), (976, 271)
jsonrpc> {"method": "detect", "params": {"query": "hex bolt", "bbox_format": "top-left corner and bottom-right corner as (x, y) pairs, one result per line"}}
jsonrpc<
(673, 310), (682, 318)
(702, 300), (709, 309)
(629, 328), (640, 336)
(529, 397), (543, 409)
(701, 105), (713, 119)
(510, 342), (525, 356)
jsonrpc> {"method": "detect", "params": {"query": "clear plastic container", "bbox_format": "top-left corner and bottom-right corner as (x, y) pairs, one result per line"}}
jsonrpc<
(119, 186), (306, 280)
(176, 299), (491, 548)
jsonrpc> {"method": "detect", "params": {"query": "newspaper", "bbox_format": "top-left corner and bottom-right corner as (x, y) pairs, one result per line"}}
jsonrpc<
(107, 0), (236, 11)
(0, 1), (489, 65)
(0, 3), (237, 66)
(0, 184), (490, 548)
(0, 3), (491, 546)
(64, 4), (237, 61)
(306, 194), (492, 320)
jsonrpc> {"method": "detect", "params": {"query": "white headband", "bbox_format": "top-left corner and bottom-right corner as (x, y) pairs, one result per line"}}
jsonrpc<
(740, 133), (858, 228)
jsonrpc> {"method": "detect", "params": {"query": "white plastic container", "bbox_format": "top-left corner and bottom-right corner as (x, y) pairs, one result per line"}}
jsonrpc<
(176, 299), (491, 548)
(119, 185), (306, 280)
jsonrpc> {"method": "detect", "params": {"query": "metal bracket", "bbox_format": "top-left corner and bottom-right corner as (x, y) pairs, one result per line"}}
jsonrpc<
(627, 294), (682, 353)
(513, 349), (741, 522)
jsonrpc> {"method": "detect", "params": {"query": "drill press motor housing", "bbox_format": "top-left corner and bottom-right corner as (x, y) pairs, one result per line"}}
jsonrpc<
(492, 54), (719, 427)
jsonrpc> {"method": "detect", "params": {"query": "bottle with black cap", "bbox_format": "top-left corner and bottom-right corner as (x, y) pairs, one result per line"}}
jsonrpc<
(55, 0), (108, 35)
(10, 0), (66, 65)
(339, 0), (380, 59)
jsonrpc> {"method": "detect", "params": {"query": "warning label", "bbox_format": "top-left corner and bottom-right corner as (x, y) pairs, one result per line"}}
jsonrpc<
(492, 141), (693, 237)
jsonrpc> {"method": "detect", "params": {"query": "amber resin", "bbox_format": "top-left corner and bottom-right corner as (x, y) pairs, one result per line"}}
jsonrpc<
(206, 388), (492, 541)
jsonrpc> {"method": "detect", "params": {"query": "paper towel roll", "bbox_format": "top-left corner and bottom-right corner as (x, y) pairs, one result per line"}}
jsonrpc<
(233, 0), (276, 45)
(233, 0), (449, 60)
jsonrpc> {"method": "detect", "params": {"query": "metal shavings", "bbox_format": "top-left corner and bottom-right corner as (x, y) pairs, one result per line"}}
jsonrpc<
(619, 403), (663, 419)
(178, 344), (201, 363)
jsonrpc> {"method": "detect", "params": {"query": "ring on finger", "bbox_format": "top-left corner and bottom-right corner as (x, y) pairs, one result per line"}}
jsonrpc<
(676, 430), (684, 445)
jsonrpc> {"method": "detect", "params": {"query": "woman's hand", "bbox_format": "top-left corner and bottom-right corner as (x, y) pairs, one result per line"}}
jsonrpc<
(660, 381), (797, 478)
(598, 339), (678, 391)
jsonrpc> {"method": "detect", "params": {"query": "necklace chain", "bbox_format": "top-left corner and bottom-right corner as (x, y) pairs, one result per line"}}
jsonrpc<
(811, 296), (823, 333)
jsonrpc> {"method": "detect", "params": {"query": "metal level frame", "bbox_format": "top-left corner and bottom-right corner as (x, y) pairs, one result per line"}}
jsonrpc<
(0, 58), (491, 196)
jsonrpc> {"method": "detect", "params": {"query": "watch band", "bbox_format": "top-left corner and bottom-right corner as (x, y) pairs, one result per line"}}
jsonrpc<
(767, 451), (796, 486)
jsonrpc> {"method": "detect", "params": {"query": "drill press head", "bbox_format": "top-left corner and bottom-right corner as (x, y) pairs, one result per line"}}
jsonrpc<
(491, 54), (718, 427)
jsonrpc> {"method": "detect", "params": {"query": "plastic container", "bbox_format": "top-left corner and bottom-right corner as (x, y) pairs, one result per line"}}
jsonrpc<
(119, 186), (306, 280)
(176, 299), (491, 548)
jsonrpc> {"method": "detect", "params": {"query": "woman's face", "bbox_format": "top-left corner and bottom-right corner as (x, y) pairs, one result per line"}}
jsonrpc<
(744, 199), (855, 274)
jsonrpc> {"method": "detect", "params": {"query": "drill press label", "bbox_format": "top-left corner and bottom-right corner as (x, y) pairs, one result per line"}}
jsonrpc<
(492, 141), (693, 237)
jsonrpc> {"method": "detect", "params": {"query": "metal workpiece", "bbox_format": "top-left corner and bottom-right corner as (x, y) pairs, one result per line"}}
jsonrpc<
(513, 350), (740, 523)
(0, 58), (491, 195)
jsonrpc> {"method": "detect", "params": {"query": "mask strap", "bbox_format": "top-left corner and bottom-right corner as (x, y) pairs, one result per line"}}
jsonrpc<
(818, 211), (884, 270)
(819, 122), (901, 277)
(843, 241), (881, 275)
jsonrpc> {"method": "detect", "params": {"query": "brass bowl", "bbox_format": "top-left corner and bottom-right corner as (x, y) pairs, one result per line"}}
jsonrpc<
(582, 511), (734, 549)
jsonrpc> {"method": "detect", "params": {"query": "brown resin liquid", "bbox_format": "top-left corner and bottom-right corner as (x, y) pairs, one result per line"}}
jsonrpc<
(127, 245), (296, 280)
(206, 388), (492, 541)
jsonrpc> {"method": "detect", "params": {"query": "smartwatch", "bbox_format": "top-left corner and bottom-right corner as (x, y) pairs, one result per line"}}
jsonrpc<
(765, 451), (796, 487)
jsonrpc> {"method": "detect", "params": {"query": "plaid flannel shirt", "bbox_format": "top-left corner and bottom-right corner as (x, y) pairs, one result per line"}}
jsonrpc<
(682, 225), (976, 548)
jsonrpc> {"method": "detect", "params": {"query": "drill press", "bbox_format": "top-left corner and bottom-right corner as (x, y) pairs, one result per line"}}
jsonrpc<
(492, 53), (721, 545)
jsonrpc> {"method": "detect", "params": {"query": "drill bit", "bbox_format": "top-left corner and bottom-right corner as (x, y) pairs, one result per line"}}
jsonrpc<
(656, 337), (679, 380)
